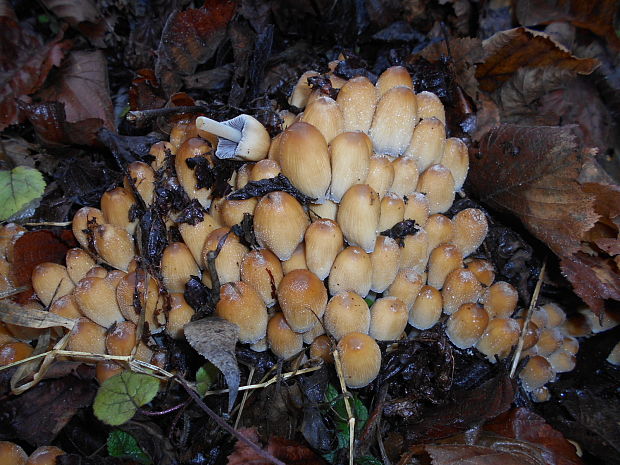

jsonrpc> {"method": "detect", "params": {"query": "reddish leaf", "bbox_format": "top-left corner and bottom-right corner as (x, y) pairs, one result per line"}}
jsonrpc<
(155, 1), (237, 96)
(37, 50), (114, 131)
(485, 408), (583, 465)
(17, 100), (105, 147)
(560, 252), (620, 315)
(469, 124), (598, 257)
(9, 230), (77, 299)
(227, 428), (326, 465)
(476, 28), (598, 92)
(0, 6), (71, 130)
(515, 0), (620, 51)
(425, 444), (542, 465)
(128, 69), (166, 111)
(40, 0), (107, 46)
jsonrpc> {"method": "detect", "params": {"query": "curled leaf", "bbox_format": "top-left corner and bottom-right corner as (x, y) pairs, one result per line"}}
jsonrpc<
(184, 317), (240, 411)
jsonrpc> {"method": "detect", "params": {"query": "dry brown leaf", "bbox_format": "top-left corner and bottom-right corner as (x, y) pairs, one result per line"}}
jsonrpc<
(0, 299), (75, 329)
(417, 37), (485, 99)
(515, 0), (620, 51)
(155, 1), (237, 96)
(476, 27), (598, 92)
(37, 50), (114, 131)
(469, 124), (598, 257)
(0, 6), (71, 130)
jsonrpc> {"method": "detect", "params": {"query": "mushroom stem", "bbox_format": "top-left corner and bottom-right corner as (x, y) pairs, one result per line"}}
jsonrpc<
(196, 116), (242, 142)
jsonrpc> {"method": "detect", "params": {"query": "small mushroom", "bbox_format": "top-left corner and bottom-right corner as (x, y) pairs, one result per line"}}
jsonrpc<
(196, 114), (271, 161)
(337, 332), (381, 389)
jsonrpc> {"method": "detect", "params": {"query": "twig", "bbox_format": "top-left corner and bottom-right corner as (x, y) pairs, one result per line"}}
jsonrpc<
(510, 256), (547, 378)
(23, 222), (71, 227)
(126, 106), (209, 123)
(175, 375), (287, 465)
(333, 349), (355, 465)
(234, 366), (254, 430)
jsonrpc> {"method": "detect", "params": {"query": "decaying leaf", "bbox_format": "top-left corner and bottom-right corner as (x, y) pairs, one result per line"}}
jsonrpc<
(0, 299), (75, 329)
(515, 0), (620, 51)
(93, 372), (160, 426)
(425, 442), (545, 465)
(0, 5), (71, 130)
(485, 408), (583, 465)
(184, 316), (240, 411)
(0, 166), (46, 221)
(476, 28), (598, 92)
(469, 124), (598, 257)
(227, 428), (326, 465)
(155, 1), (237, 96)
(37, 50), (114, 130)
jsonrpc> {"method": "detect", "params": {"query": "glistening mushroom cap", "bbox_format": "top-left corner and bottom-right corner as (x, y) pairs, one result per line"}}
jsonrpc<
(337, 332), (382, 389)
(196, 114), (271, 161)
(277, 269), (327, 333)
(216, 281), (268, 344)
(324, 291), (370, 340)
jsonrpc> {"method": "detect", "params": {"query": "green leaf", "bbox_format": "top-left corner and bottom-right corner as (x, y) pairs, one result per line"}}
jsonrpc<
(195, 362), (220, 396)
(107, 430), (152, 465)
(356, 455), (383, 465)
(0, 167), (46, 221)
(93, 372), (159, 426)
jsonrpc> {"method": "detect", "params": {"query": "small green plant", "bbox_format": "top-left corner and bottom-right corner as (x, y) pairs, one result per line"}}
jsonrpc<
(323, 384), (383, 465)
(107, 430), (152, 464)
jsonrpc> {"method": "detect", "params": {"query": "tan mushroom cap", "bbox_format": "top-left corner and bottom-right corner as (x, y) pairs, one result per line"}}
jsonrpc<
(277, 269), (327, 333)
(26, 446), (65, 465)
(446, 303), (489, 349)
(324, 291), (370, 340)
(267, 312), (303, 359)
(519, 355), (555, 391)
(0, 441), (28, 465)
(337, 332), (381, 389)
(216, 281), (268, 344)
(369, 297), (408, 341)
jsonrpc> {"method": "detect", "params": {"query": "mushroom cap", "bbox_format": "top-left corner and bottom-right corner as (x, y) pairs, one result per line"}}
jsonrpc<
(0, 441), (27, 465)
(277, 269), (327, 333)
(519, 355), (555, 391)
(267, 312), (304, 359)
(216, 281), (269, 344)
(337, 332), (381, 389)
(324, 291), (370, 340)
(215, 114), (271, 161)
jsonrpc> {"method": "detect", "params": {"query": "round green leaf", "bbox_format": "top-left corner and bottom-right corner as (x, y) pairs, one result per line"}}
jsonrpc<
(93, 372), (159, 426)
(0, 166), (46, 221)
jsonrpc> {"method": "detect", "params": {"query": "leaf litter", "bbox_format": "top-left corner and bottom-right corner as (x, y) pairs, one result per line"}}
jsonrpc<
(1, 0), (620, 464)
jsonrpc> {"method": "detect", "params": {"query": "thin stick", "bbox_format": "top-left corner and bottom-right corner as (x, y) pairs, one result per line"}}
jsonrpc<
(510, 256), (547, 378)
(23, 222), (71, 227)
(175, 375), (287, 465)
(333, 349), (355, 465)
(126, 106), (210, 123)
(234, 366), (254, 429)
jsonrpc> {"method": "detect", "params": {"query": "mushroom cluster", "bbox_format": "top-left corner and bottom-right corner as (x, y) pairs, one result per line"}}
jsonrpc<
(5, 65), (616, 395)
(0, 441), (64, 465)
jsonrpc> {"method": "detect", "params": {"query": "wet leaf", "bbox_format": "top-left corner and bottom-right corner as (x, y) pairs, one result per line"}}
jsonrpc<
(227, 427), (327, 465)
(0, 166), (46, 221)
(0, 5), (71, 130)
(3, 371), (96, 446)
(184, 316), (240, 411)
(93, 372), (160, 426)
(559, 252), (620, 315)
(515, 0), (620, 51)
(228, 173), (316, 204)
(476, 28), (599, 93)
(380, 219), (418, 247)
(37, 50), (114, 131)
(155, 2), (237, 96)
(485, 408), (582, 465)
(107, 430), (152, 465)
(469, 124), (598, 258)
(425, 443), (544, 465)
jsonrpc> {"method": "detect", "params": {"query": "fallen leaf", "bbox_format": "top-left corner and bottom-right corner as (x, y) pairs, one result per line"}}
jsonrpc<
(476, 28), (598, 93)
(227, 428), (327, 465)
(514, 0), (620, 51)
(37, 50), (114, 131)
(0, 5), (71, 130)
(2, 372), (96, 446)
(417, 37), (485, 99)
(128, 69), (166, 111)
(9, 230), (77, 294)
(155, 1), (237, 96)
(184, 316), (240, 411)
(469, 124), (598, 258)
(0, 166), (46, 221)
(425, 443), (544, 465)
(485, 408), (582, 465)
(40, 0), (106, 45)
(93, 372), (160, 426)
(560, 252), (620, 315)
